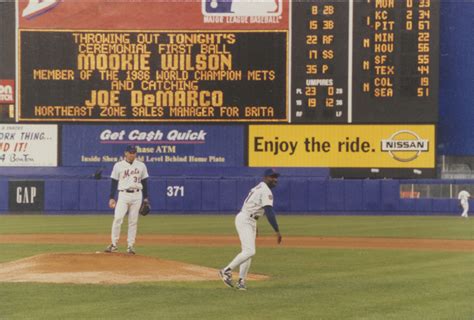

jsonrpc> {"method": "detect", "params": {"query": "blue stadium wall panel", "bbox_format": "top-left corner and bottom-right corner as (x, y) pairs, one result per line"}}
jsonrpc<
(326, 180), (345, 212)
(79, 180), (97, 211)
(363, 180), (382, 212)
(44, 180), (62, 211)
(149, 180), (167, 212)
(399, 199), (416, 213)
(438, 1), (474, 155)
(344, 180), (364, 212)
(61, 180), (80, 211)
(183, 180), (202, 212)
(307, 179), (326, 212)
(97, 180), (111, 212)
(0, 178), (468, 215)
(201, 180), (219, 212)
(0, 180), (9, 211)
(290, 179), (308, 212)
(381, 180), (400, 212)
(431, 199), (452, 214)
(415, 199), (433, 215)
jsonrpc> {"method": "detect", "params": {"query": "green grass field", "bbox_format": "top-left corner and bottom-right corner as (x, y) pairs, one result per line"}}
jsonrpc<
(0, 215), (473, 320)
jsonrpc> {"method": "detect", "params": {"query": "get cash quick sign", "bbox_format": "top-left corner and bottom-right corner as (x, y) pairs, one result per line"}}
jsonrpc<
(248, 125), (435, 168)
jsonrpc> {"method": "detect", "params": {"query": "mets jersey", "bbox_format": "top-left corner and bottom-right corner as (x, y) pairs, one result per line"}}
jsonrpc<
(110, 159), (149, 191)
(240, 182), (274, 218)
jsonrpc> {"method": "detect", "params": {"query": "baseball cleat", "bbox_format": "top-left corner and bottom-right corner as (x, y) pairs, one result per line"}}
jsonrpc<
(218, 268), (233, 288)
(104, 244), (118, 253)
(127, 246), (136, 255)
(236, 278), (247, 291)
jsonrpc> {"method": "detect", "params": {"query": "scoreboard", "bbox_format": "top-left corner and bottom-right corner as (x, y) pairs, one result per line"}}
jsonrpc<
(18, 0), (438, 124)
(292, 0), (439, 123)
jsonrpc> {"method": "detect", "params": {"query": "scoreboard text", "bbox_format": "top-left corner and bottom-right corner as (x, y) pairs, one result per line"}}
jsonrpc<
(291, 0), (439, 123)
(20, 31), (287, 122)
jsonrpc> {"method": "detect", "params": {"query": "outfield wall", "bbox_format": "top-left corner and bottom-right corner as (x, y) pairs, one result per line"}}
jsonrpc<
(0, 177), (467, 215)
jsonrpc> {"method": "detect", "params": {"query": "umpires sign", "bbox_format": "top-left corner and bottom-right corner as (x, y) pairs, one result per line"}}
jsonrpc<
(8, 180), (44, 211)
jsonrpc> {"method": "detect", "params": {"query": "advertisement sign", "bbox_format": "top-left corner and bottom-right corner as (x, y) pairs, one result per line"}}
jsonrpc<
(62, 124), (244, 167)
(0, 80), (14, 104)
(249, 125), (435, 168)
(0, 124), (58, 167)
(8, 180), (45, 212)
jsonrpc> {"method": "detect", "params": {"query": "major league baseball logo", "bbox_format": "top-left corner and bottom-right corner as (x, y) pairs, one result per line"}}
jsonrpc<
(202, 0), (282, 16)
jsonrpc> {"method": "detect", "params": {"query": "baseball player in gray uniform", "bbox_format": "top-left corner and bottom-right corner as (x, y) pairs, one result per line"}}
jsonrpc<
(219, 169), (282, 290)
(105, 145), (149, 254)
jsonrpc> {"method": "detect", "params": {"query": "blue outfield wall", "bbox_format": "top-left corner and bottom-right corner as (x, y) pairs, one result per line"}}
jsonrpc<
(0, 178), (466, 215)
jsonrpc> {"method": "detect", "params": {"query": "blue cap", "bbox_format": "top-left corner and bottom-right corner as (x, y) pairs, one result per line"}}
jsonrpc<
(125, 145), (137, 153)
(263, 168), (280, 177)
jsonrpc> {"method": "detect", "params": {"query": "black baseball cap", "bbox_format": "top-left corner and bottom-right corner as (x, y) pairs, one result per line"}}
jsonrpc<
(263, 168), (280, 177)
(125, 145), (137, 153)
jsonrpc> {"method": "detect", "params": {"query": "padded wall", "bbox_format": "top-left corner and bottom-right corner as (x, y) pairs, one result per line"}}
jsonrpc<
(363, 180), (381, 212)
(0, 177), (469, 215)
(0, 180), (9, 211)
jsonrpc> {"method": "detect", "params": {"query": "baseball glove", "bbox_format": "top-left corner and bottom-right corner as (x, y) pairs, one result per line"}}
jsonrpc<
(139, 200), (151, 216)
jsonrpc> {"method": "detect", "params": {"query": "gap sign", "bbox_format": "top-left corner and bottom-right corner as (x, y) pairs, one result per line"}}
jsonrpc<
(8, 180), (44, 211)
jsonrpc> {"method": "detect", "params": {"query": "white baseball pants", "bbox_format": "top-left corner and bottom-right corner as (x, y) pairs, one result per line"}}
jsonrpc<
(111, 191), (142, 247)
(225, 212), (257, 280)
(461, 200), (469, 217)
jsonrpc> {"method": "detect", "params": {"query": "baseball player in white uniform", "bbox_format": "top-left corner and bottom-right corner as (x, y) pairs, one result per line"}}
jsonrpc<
(219, 169), (282, 290)
(105, 145), (150, 254)
(457, 190), (470, 218)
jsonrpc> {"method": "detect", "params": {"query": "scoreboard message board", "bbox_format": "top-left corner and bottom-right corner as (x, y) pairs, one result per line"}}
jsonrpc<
(291, 0), (439, 123)
(20, 31), (287, 122)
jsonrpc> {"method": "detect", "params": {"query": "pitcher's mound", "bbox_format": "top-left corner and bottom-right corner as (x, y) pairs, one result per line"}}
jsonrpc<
(0, 253), (268, 284)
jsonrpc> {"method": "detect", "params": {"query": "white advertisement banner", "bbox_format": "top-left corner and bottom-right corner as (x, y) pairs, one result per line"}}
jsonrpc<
(0, 124), (58, 167)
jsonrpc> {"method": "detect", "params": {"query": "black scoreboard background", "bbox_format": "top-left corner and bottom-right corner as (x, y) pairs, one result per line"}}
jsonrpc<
(291, 0), (439, 124)
(0, 1), (16, 123)
(20, 31), (287, 122)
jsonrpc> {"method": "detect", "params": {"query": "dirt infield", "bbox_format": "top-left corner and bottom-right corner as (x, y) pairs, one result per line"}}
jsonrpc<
(0, 253), (267, 284)
(1, 234), (473, 251)
(1, 235), (471, 284)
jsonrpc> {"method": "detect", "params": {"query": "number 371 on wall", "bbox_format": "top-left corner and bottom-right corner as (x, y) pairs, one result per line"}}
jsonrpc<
(167, 186), (184, 197)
